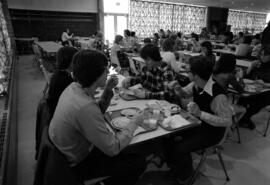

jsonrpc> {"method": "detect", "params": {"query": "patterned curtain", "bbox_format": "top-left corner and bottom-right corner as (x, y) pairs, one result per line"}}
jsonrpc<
(172, 5), (206, 34)
(228, 9), (267, 34)
(129, 0), (206, 37)
(0, 1), (11, 83)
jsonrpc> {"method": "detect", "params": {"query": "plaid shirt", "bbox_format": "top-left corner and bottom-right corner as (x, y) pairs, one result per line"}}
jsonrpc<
(130, 62), (175, 100)
(92, 39), (104, 52)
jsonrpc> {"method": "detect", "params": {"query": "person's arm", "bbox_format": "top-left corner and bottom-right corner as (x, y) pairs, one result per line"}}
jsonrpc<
(145, 67), (175, 100)
(200, 94), (233, 127)
(98, 88), (114, 114)
(76, 104), (138, 157)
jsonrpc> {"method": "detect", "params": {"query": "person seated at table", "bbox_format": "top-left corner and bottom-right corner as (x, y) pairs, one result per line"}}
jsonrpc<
(166, 56), (233, 184)
(238, 45), (270, 129)
(123, 29), (132, 49)
(200, 41), (215, 67)
(122, 44), (175, 101)
(152, 33), (160, 46)
(190, 33), (201, 52)
(130, 31), (138, 46)
(47, 46), (78, 114)
(91, 31), (105, 52)
(199, 27), (209, 39)
(235, 36), (252, 58)
(245, 45), (270, 83)
(162, 38), (179, 73)
(251, 34), (262, 58)
(110, 35), (125, 71)
(49, 50), (146, 185)
(175, 32), (184, 51)
(61, 28), (73, 46)
(232, 32), (244, 44)
(220, 31), (234, 44)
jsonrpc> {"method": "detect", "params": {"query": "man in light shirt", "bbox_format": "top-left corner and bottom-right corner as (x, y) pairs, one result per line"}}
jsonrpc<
(61, 28), (73, 46)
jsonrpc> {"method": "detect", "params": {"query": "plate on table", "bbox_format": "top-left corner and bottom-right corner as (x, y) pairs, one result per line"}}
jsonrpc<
(121, 108), (138, 118)
(111, 117), (130, 129)
(244, 84), (263, 93)
(119, 89), (137, 101)
(243, 79), (255, 84)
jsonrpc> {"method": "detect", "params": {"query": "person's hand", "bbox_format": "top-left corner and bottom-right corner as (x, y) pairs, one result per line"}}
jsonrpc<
(250, 60), (261, 69)
(121, 78), (131, 88)
(168, 81), (179, 90)
(131, 110), (145, 127)
(133, 89), (146, 99)
(187, 102), (201, 117)
(105, 75), (118, 91)
(114, 66), (121, 73)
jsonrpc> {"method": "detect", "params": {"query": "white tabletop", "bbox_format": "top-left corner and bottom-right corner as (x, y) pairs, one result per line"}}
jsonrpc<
(213, 49), (236, 55)
(177, 50), (201, 57)
(216, 56), (252, 68)
(35, 41), (63, 54)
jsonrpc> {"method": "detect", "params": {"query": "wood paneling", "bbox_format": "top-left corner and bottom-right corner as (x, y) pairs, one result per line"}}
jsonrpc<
(9, 9), (98, 41)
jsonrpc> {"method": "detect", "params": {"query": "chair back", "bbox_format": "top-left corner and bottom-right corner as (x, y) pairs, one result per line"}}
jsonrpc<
(34, 126), (82, 185)
(32, 43), (42, 58)
(35, 97), (53, 159)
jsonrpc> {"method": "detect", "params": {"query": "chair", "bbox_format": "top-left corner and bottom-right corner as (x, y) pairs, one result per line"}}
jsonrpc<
(251, 105), (270, 137)
(40, 63), (52, 95)
(187, 127), (231, 185)
(230, 104), (246, 143)
(32, 43), (43, 67)
(34, 126), (82, 185)
(35, 97), (53, 160)
(34, 126), (109, 185)
(117, 51), (131, 76)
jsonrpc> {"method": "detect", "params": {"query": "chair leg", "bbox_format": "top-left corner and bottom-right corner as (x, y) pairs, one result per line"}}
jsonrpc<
(43, 83), (49, 95)
(263, 116), (270, 137)
(235, 124), (241, 143)
(215, 148), (230, 181)
(188, 151), (207, 185)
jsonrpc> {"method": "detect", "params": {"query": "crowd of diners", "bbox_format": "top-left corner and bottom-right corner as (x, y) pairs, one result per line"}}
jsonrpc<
(37, 22), (270, 185)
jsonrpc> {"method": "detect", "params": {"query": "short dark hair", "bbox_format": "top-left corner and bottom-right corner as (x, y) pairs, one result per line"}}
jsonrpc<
(189, 56), (213, 80)
(213, 54), (236, 74)
(200, 41), (213, 56)
(140, 44), (162, 61)
(239, 32), (244, 37)
(162, 38), (175, 52)
(124, 29), (131, 36)
(260, 44), (270, 56)
(130, 31), (136, 37)
(143, 38), (152, 44)
(57, 46), (78, 70)
(191, 33), (199, 41)
(114, 35), (123, 44)
(72, 50), (108, 88)
(243, 36), (252, 44)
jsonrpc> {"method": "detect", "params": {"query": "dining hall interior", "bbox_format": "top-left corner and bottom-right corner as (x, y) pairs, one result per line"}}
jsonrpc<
(1, 0), (270, 185)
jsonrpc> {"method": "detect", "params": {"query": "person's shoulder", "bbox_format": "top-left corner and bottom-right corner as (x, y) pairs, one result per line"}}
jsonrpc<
(212, 82), (227, 96)
(160, 61), (174, 72)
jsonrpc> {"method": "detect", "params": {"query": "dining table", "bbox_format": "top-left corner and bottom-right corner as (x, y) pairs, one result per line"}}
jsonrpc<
(35, 41), (63, 56)
(97, 73), (201, 145)
(106, 96), (201, 145)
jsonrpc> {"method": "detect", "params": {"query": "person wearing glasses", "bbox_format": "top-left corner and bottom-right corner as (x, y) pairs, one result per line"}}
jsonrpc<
(165, 56), (233, 184)
(238, 45), (270, 129)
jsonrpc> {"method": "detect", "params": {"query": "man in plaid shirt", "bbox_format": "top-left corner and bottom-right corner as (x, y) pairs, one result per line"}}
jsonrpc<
(122, 44), (175, 100)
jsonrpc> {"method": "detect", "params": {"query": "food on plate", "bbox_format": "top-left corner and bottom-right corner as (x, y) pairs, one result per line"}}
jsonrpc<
(111, 117), (130, 129)
(121, 109), (138, 117)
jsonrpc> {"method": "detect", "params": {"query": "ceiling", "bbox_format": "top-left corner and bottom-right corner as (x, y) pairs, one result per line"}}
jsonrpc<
(156, 0), (270, 13)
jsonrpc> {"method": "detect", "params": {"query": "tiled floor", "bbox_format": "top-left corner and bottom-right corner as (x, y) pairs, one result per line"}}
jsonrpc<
(17, 55), (270, 185)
